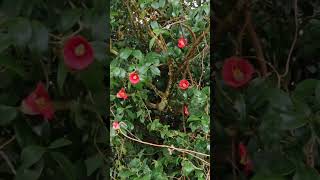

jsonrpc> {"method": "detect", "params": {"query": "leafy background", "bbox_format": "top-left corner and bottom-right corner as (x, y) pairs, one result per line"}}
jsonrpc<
(214, 0), (320, 179)
(0, 0), (108, 179)
(110, 0), (210, 179)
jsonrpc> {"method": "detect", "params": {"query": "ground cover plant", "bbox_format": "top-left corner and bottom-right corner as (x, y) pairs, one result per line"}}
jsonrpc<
(110, 0), (210, 179)
(0, 0), (108, 179)
(214, 0), (320, 179)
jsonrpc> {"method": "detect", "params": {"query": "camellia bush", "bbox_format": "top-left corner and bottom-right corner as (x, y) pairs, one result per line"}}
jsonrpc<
(214, 0), (320, 179)
(0, 0), (108, 179)
(110, 0), (210, 179)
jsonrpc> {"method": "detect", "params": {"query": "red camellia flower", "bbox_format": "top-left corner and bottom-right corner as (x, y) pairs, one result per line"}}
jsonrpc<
(63, 35), (94, 70)
(129, 71), (140, 84)
(244, 159), (254, 175)
(116, 88), (128, 100)
(179, 79), (189, 90)
(239, 143), (253, 175)
(113, 121), (120, 130)
(183, 105), (189, 116)
(21, 82), (54, 120)
(178, 36), (187, 49)
(222, 57), (254, 88)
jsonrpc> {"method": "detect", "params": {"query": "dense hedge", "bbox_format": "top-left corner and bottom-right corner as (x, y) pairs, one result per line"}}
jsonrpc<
(110, 0), (210, 179)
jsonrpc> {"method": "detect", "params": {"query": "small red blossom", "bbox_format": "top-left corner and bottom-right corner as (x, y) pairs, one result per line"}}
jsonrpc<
(222, 57), (254, 88)
(239, 143), (253, 175)
(129, 71), (140, 84)
(183, 105), (189, 116)
(244, 159), (254, 175)
(113, 121), (120, 130)
(179, 79), (190, 90)
(21, 82), (54, 120)
(178, 36), (187, 49)
(116, 88), (128, 99)
(63, 35), (94, 70)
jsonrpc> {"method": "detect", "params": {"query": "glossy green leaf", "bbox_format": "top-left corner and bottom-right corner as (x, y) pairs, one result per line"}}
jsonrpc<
(57, 60), (68, 94)
(50, 152), (76, 180)
(48, 138), (72, 149)
(85, 154), (104, 176)
(0, 54), (27, 78)
(29, 21), (49, 53)
(60, 8), (81, 31)
(8, 17), (32, 47)
(0, 104), (18, 126)
(20, 146), (46, 169)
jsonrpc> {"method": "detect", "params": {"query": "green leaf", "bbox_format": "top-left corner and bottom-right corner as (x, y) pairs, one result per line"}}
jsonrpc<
(293, 166), (320, 180)
(91, 41), (107, 62)
(150, 21), (159, 29)
(0, 105), (18, 126)
(0, 0), (23, 17)
(14, 119), (38, 147)
(50, 152), (76, 180)
(15, 160), (44, 180)
(151, 2), (160, 9)
(79, 62), (104, 93)
(119, 48), (132, 60)
(251, 173), (286, 180)
(149, 36), (156, 50)
(150, 66), (160, 76)
(28, 21), (49, 53)
(60, 8), (81, 31)
(0, 33), (12, 53)
(85, 154), (104, 176)
(0, 54), (27, 78)
(253, 151), (295, 176)
(48, 138), (72, 149)
(159, 0), (166, 7)
(21, 146), (46, 169)
(293, 79), (319, 101)
(57, 60), (68, 94)
(132, 50), (144, 60)
(8, 17), (32, 47)
(181, 160), (195, 176)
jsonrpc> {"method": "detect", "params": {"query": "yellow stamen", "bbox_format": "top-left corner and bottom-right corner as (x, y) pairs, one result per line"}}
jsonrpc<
(74, 44), (85, 56)
(233, 68), (244, 81)
(35, 98), (47, 110)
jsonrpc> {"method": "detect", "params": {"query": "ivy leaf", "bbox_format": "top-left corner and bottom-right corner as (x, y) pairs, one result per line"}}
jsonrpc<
(181, 160), (195, 176)
(150, 66), (160, 76)
(132, 50), (144, 60)
(149, 36), (156, 50)
(119, 48), (132, 60)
